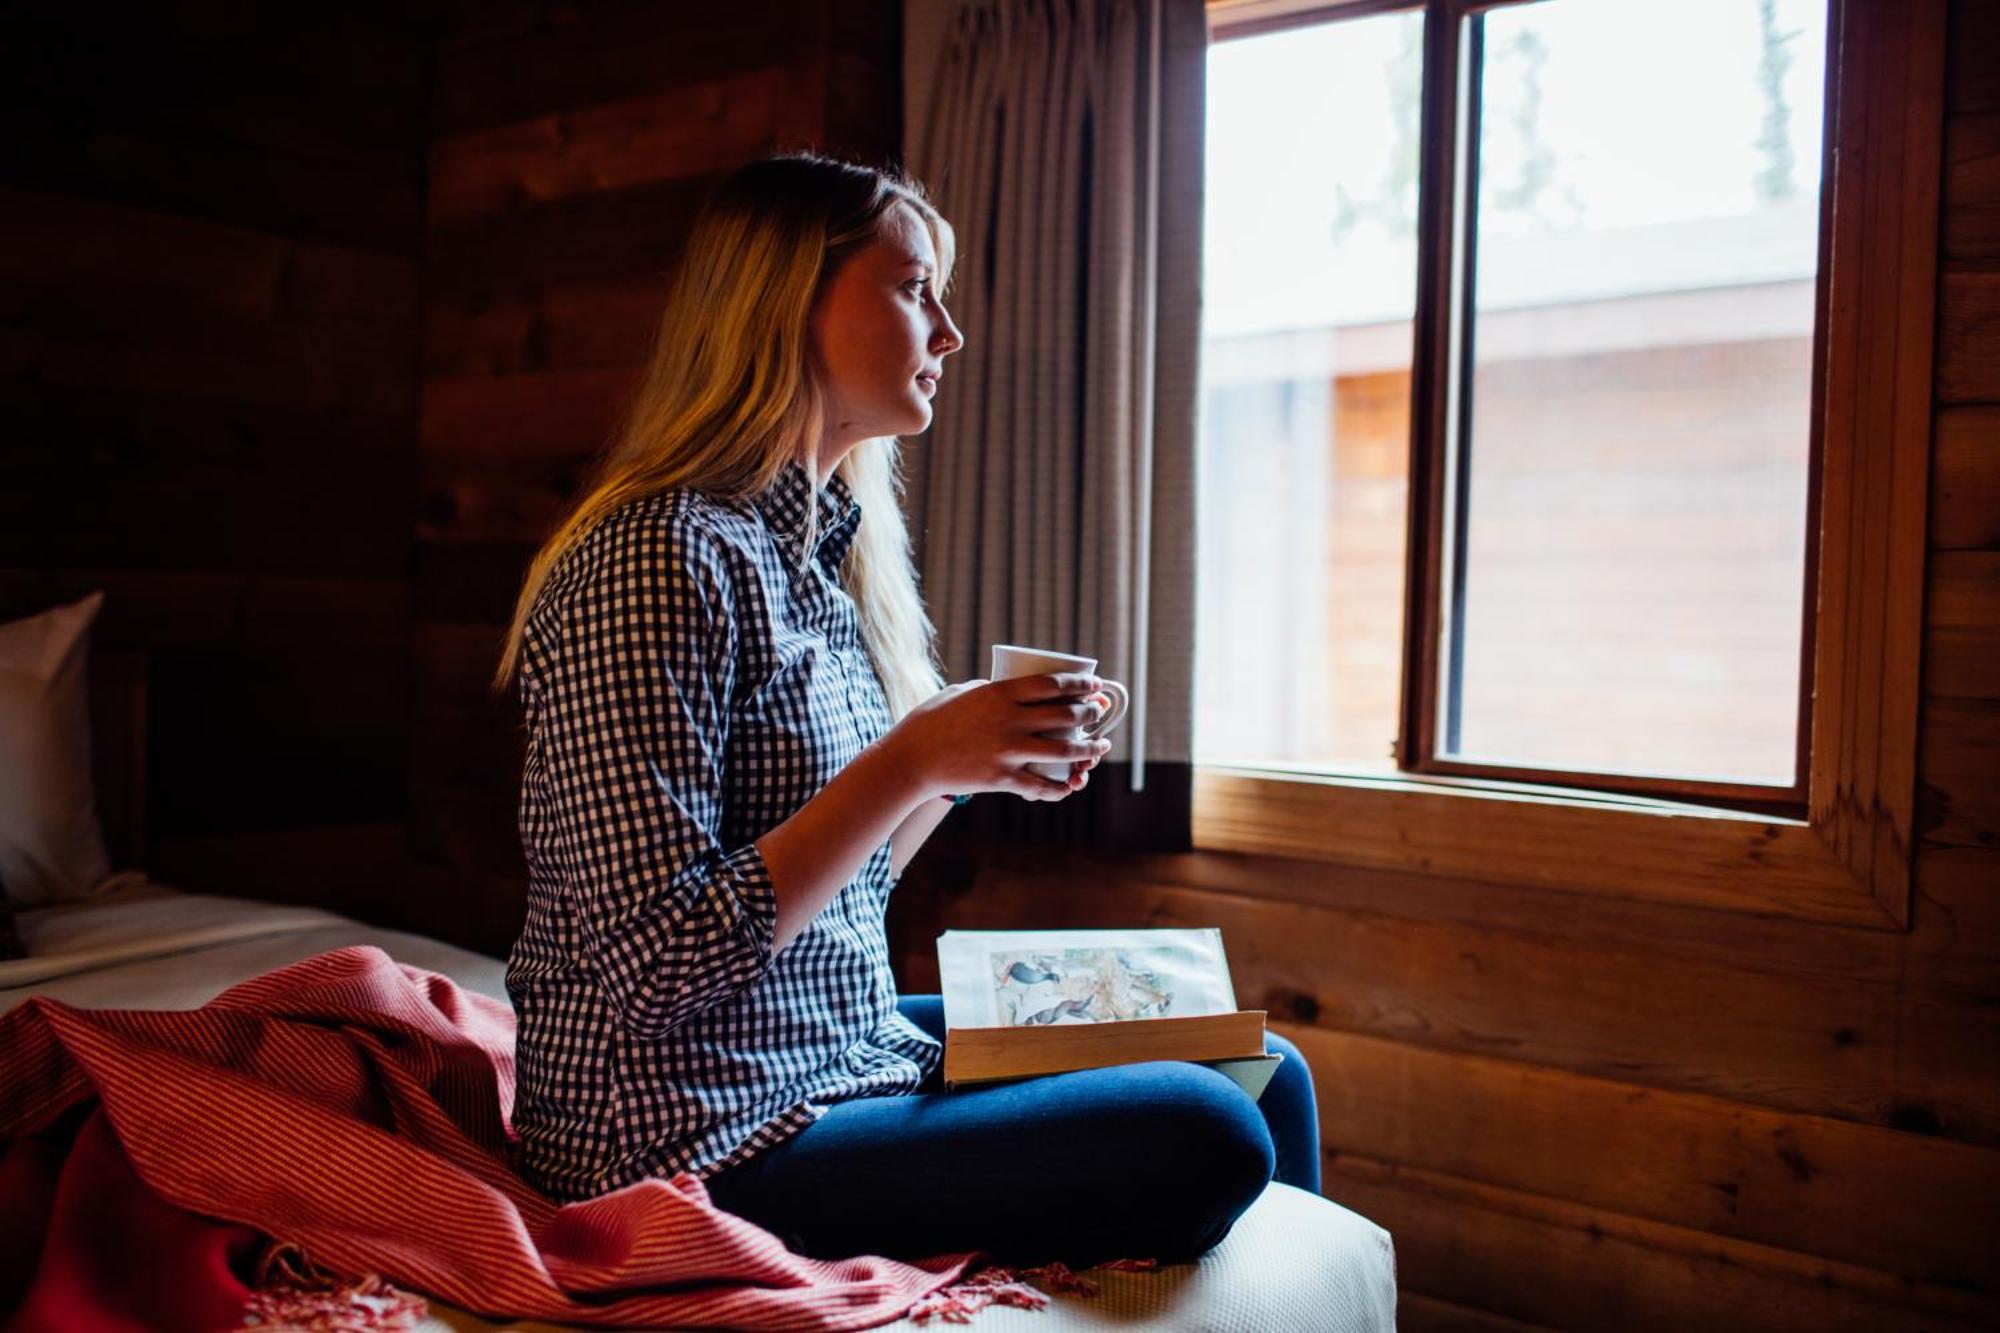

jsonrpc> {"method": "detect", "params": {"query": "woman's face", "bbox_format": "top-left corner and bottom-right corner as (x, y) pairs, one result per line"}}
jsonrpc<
(808, 201), (964, 460)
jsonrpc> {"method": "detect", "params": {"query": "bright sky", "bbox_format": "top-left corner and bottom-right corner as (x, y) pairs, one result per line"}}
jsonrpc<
(1203, 0), (1828, 336)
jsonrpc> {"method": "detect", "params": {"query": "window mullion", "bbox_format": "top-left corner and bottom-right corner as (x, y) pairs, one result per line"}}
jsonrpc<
(1442, 12), (1486, 761)
(1398, 0), (1463, 773)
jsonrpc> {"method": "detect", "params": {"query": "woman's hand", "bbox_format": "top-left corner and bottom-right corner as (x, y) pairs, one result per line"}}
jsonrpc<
(883, 673), (1113, 802)
(1068, 690), (1115, 788)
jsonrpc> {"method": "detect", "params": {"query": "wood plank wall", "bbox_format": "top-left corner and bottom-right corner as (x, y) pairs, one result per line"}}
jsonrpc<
(8, 4), (1989, 1325)
(0, 3), (431, 912)
(408, 1), (903, 951)
(890, 1), (2000, 1325)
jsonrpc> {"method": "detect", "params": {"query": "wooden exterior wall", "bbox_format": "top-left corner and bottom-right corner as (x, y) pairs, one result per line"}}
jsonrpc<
(408, 1), (903, 951)
(0, 4), (430, 910)
(891, 1), (2000, 1325)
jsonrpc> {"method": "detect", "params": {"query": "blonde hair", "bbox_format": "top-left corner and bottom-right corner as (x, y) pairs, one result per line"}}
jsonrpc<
(491, 154), (955, 720)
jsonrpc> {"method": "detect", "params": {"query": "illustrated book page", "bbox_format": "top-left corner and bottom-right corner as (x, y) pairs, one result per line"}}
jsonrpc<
(936, 927), (1240, 1031)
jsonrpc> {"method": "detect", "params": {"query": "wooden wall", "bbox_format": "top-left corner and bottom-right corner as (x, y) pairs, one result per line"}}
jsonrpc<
(7, 4), (1990, 1325)
(891, 1), (2000, 1325)
(408, 1), (903, 952)
(0, 3), (431, 913)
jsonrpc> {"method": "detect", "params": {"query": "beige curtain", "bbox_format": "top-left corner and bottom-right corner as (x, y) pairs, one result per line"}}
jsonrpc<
(904, 0), (1205, 794)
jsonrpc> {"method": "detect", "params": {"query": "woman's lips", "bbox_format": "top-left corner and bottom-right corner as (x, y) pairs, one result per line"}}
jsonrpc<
(916, 374), (939, 394)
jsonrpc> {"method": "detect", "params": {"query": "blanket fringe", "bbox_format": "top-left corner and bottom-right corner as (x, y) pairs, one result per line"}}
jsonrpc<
(241, 1242), (427, 1332)
(239, 1240), (1161, 1330)
(906, 1257), (1161, 1325)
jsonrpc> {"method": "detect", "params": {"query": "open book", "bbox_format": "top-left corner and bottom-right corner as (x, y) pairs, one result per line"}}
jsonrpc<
(936, 927), (1281, 1101)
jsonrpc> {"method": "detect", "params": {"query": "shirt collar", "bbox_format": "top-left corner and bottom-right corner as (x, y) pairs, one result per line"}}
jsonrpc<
(753, 460), (863, 572)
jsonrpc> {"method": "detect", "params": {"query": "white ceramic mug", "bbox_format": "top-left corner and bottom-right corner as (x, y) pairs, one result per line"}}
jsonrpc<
(989, 643), (1131, 783)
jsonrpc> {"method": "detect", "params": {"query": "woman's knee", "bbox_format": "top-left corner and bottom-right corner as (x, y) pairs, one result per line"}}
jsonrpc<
(1105, 1064), (1274, 1257)
(1186, 1066), (1275, 1173)
(971, 1063), (1271, 1266)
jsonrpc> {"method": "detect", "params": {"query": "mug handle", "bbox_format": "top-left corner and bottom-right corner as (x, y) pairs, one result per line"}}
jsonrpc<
(1081, 680), (1130, 741)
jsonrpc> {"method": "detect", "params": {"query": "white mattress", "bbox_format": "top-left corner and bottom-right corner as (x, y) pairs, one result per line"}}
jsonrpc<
(0, 877), (510, 1011)
(2, 881), (1396, 1332)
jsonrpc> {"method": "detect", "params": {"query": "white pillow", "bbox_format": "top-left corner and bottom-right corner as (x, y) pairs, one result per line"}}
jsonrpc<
(0, 590), (114, 907)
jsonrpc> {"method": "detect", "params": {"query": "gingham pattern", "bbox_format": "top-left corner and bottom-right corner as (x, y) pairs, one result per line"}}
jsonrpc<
(508, 461), (942, 1201)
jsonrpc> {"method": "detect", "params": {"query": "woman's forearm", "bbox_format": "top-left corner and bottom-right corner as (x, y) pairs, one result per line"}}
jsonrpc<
(889, 792), (956, 882)
(756, 738), (934, 953)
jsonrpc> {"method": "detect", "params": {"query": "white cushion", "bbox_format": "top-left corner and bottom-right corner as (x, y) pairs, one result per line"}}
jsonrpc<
(0, 590), (113, 907)
(415, 1181), (1398, 1333)
(881, 1181), (1398, 1332)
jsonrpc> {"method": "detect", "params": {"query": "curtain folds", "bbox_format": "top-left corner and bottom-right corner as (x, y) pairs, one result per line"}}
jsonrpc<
(906, 0), (1205, 844)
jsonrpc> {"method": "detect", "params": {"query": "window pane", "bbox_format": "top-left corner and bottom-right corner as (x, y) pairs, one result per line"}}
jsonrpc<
(1445, 0), (1825, 786)
(1197, 11), (1423, 770)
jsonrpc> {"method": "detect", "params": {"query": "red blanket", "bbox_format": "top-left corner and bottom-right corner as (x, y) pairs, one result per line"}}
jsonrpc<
(0, 946), (980, 1331)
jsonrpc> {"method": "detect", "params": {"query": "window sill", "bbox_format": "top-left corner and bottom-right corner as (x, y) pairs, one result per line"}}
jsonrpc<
(1192, 765), (1905, 930)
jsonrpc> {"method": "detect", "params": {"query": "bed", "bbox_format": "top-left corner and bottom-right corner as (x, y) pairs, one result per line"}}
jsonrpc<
(0, 595), (1397, 1331)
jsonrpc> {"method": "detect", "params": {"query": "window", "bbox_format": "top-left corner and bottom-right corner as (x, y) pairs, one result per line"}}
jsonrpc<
(1200, 10), (1424, 776)
(1193, 0), (1943, 929)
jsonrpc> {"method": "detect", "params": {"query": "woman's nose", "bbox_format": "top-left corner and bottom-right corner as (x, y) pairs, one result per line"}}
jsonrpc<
(932, 304), (965, 356)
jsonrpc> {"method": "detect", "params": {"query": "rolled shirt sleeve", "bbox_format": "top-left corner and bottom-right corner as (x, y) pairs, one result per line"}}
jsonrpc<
(541, 516), (778, 1039)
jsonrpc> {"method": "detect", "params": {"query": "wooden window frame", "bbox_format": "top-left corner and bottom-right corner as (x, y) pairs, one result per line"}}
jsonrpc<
(1194, 0), (1944, 930)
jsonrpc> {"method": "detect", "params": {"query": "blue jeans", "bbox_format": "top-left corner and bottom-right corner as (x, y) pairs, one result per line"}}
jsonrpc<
(701, 995), (1319, 1267)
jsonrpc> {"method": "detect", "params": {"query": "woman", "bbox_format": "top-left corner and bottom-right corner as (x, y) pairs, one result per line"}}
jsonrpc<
(491, 153), (1318, 1267)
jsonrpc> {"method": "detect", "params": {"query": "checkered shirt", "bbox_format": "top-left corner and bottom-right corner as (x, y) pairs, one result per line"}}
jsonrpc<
(506, 460), (942, 1201)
